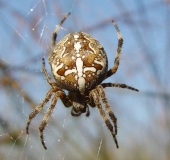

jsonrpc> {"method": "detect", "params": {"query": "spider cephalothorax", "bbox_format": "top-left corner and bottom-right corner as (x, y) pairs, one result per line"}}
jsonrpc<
(26, 12), (139, 150)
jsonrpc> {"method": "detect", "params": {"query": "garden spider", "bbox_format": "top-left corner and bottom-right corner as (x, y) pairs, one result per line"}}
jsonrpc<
(26, 12), (139, 150)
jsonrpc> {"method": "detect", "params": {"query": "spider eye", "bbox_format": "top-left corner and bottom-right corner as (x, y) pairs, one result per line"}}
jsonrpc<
(49, 32), (108, 94)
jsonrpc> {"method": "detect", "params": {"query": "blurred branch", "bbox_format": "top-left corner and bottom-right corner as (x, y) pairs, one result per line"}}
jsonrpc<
(0, 59), (36, 108)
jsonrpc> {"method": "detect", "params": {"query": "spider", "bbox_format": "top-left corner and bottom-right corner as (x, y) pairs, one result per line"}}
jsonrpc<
(26, 12), (139, 150)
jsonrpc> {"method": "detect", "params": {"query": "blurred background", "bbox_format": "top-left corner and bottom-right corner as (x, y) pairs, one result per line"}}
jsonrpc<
(0, 0), (170, 160)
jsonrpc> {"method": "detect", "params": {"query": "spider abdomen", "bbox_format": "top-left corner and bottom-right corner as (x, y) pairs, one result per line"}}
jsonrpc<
(49, 32), (108, 94)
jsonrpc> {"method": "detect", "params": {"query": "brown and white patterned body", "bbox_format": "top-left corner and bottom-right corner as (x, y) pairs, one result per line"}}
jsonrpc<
(26, 13), (139, 150)
(49, 32), (108, 94)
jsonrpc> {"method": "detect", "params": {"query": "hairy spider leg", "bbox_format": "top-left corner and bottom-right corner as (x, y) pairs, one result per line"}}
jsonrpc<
(43, 58), (73, 107)
(39, 91), (64, 149)
(106, 19), (123, 78)
(101, 83), (139, 92)
(26, 88), (54, 134)
(26, 57), (72, 135)
(52, 12), (71, 47)
(97, 85), (118, 135)
(90, 89), (119, 148)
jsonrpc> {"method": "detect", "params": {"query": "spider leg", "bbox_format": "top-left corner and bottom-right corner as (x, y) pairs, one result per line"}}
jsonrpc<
(88, 95), (96, 108)
(101, 83), (139, 92)
(51, 12), (71, 47)
(86, 105), (90, 117)
(26, 88), (54, 135)
(97, 85), (118, 135)
(106, 19), (123, 79)
(60, 94), (73, 108)
(89, 89), (119, 148)
(43, 58), (73, 108)
(42, 58), (57, 86)
(39, 91), (64, 150)
(85, 96), (90, 117)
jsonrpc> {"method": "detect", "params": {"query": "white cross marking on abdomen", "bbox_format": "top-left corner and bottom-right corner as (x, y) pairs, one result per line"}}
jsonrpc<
(75, 57), (97, 94)
(74, 42), (81, 52)
(76, 58), (85, 94)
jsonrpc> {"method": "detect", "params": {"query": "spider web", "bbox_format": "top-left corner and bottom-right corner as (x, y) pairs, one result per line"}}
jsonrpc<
(0, 0), (170, 160)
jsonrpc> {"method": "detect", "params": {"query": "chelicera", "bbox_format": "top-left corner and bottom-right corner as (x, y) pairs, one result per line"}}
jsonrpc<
(26, 12), (139, 149)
